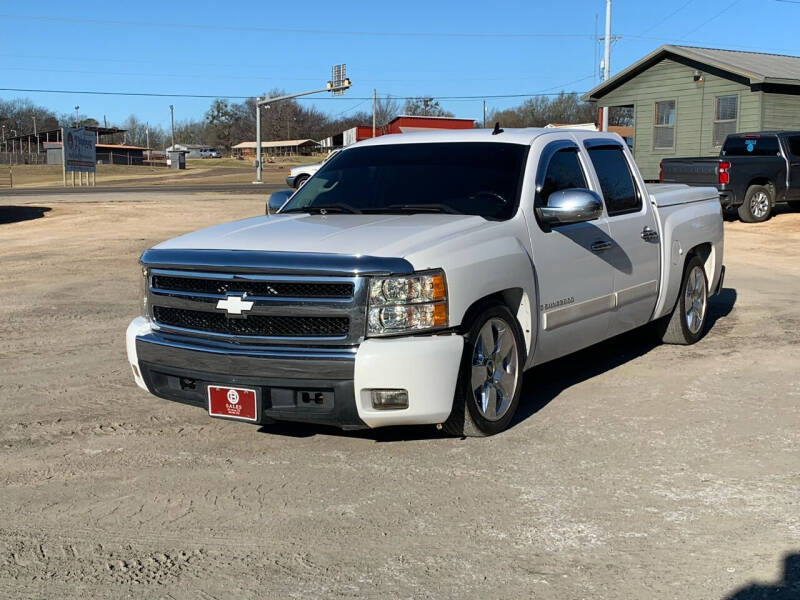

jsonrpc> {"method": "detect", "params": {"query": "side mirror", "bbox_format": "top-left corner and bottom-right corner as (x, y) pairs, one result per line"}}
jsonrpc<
(266, 189), (293, 215)
(537, 189), (604, 228)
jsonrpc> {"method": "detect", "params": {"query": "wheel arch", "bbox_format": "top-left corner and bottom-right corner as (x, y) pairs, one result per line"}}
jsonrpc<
(458, 288), (532, 365)
(746, 178), (776, 204)
(686, 242), (715, 287)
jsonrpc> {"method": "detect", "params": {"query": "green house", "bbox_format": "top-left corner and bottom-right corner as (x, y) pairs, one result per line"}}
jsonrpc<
(583, 45), (800, 180)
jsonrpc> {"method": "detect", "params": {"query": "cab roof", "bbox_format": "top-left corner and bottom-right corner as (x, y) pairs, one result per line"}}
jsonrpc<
(353, 127), (624, 147)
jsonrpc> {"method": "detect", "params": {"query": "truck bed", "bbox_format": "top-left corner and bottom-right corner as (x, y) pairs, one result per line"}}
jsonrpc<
(646, 183), (719, 207)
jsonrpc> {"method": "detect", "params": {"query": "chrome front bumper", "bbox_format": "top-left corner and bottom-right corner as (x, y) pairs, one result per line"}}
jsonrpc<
(131, 323), (363, 428)
(127, 318), (464, 430)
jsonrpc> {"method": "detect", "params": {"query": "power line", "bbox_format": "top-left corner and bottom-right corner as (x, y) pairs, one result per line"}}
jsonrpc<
(0, 86), (594, 101)
(636, 0), (694, 37)
(679, 0), (743, 39)
(0, 13), (594, 39)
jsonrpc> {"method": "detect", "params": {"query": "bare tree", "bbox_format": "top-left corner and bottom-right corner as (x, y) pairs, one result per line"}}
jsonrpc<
(374, 95), (401, 127)
(403, 97), (454, 117)
(488, 92), (596, 128)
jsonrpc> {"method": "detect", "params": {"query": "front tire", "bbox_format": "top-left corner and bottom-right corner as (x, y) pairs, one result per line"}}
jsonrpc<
(738, 184), (773, 223)
(294, 174), (309, 188)
(657, 255), (709, 345)
(443, 305), (524, 437)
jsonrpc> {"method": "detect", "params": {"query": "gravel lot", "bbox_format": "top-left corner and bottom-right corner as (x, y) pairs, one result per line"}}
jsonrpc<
(1, 192), (798, 599)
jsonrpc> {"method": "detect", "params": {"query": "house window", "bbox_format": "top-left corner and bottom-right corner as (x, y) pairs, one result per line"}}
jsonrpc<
(653, 100), (676, 150)
(713, 95), (738, 147)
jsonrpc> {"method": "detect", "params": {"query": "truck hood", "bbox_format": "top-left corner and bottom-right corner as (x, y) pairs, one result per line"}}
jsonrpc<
(154, 213), (491, 258)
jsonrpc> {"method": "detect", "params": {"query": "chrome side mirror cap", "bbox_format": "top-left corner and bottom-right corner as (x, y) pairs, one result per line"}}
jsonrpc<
(266, 189), (293, 215)
(537, 189), (604, 228)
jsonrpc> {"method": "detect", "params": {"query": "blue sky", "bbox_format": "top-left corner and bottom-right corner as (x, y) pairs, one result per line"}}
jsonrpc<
(1, 0), (799, 130)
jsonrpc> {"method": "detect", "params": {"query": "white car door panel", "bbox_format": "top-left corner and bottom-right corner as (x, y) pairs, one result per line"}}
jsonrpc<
(526, 138), (615, 364)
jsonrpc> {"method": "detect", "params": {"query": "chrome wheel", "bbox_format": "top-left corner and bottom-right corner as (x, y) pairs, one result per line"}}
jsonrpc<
(684, 265), (707, 335)
(750, 191), (770, 219)
(471, 318), (519, 421)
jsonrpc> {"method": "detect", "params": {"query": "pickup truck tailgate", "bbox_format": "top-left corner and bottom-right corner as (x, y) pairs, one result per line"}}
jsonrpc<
(660, 158), (720, 186)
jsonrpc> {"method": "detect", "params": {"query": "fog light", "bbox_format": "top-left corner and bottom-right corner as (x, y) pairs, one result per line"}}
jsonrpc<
(370, 389), (409, 410)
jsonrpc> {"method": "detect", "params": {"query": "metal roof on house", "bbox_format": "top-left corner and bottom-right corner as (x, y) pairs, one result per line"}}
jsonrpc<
(583, 45), (800, 101)
(232, 139), (318, 149)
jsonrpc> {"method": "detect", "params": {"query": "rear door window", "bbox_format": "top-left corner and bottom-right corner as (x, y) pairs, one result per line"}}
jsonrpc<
(786, 136), (800, 157)
(586, 146), (641, 216)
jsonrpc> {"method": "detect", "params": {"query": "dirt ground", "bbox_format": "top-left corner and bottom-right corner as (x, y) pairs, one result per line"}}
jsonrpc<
(0, 192), (798, 599)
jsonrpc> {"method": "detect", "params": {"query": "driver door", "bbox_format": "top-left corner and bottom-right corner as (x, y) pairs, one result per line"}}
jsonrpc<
(526, 138), (615, 364)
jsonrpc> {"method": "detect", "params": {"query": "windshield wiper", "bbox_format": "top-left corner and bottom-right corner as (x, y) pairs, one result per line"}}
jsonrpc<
(282, 203), (362, 214)
(362, 203), (463, 215)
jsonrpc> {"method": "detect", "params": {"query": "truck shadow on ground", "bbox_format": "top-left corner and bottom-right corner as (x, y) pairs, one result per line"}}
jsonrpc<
(512, 286), (737, 427)
(257, 287), (737, 442)
(0, 205), (51, 224)
(723, 553), (800, 599)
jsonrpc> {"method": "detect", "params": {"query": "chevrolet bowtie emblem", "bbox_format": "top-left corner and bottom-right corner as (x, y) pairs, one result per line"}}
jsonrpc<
(216, 294), (254, 315)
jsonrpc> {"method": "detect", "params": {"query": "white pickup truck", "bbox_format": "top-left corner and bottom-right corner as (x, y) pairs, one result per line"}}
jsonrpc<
(126, 128), (724, 436)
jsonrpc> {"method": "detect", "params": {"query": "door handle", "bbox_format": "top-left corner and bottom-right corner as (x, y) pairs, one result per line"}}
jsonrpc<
(641, 226), (659, 242)
(590, 240), (612, 252)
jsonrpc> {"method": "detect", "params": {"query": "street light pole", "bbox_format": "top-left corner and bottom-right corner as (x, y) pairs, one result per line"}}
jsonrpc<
(169, 105), (176, 150)
(74, 105), (80, 127)
(255, 99), (262, 184)
(252, 72), (352, 183)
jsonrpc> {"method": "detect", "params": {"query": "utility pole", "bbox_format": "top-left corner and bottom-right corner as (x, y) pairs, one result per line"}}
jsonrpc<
(74, 105), (80, 127)
(372, 89), (377, 138)
(33, 116), (39, 155)
(483, 100), (487, 128)
(169, 105), (176, 150)
(146, 122), (150, 161)
(602, 0), (612, 132)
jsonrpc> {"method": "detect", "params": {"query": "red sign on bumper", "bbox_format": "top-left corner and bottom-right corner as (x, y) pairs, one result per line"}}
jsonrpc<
(208, 386), (258, 422)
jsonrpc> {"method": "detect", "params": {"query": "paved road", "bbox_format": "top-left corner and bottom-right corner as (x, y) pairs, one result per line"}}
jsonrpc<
(1, 195), (798, 599)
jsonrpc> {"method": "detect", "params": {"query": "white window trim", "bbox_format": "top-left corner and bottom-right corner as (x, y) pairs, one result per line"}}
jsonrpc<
(653, 99), (677, 151)
(712, 94), (739, 148)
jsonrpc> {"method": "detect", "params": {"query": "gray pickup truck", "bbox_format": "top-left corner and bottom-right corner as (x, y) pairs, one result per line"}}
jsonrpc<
(660, 131), (800, 222)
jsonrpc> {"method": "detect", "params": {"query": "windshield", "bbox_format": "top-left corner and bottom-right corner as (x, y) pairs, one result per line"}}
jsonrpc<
(281, 142), (529, 220)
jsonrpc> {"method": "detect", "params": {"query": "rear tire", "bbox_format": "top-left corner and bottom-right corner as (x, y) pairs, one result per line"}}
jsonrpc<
(737, 184), (772, 223)
(443, 305), (524, 437)
(657, 255), (709, 345)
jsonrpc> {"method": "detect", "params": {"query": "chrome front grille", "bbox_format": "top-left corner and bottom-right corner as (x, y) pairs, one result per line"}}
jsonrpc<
(146, 268), (367, 345)
(151, 274), (354, 299)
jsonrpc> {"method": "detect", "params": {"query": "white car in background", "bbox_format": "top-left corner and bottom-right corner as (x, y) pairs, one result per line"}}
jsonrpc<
(286, 149), (341, 188)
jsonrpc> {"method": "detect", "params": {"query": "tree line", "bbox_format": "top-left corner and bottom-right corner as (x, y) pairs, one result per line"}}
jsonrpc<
(1, 92), (624, 154)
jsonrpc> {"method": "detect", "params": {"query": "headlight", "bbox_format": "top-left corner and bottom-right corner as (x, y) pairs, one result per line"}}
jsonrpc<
(367, 271), (448, 336)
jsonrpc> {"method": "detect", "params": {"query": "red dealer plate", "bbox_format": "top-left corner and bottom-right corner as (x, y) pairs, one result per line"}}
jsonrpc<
(208, 386), (258, 422)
